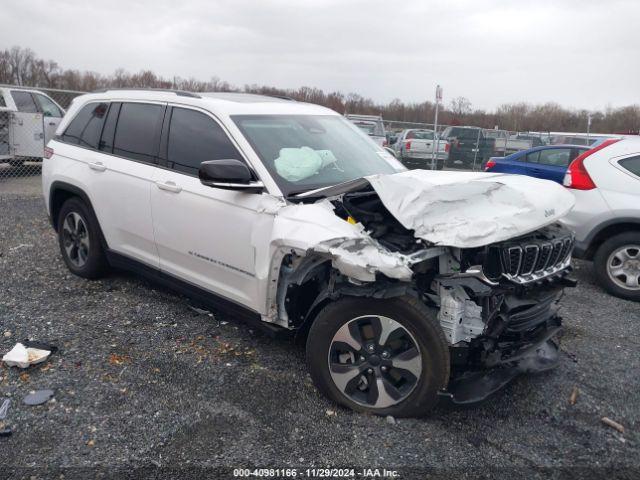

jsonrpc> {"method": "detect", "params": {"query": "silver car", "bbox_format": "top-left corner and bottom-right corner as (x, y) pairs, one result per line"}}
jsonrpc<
(561, 138), (640, 301)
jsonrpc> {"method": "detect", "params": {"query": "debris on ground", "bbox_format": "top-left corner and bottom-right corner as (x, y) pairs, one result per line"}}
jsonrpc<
(2, 343), (51, 368)
(0, 399), (9, 420)
(3, 331), (11, 338)
(108, 353), (131, 366)
(0, 399), (11, 438)
(386, 415), (396, 425)
(23, 389), (55, 406)
(601, 417), (625, 434)
(325, 409), (337, 417)
(569, 387), (579, 406)
(9, 243), (33, 251)
(188, 305), (215, 319)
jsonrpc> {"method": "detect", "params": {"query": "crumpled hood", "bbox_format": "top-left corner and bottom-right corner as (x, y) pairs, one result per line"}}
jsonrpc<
(365, 170), (576, 248)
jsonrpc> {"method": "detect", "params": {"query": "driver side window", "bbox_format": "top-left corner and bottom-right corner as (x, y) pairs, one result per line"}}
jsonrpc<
(166, 107), (243, 175)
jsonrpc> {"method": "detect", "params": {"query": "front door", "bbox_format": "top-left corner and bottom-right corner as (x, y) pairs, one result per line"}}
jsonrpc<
(150, 106), (270, 311)
(32, 92), (65, 145)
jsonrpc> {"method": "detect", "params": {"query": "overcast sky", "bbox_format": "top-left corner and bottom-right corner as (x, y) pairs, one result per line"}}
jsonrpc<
(1, 0), (639, 110)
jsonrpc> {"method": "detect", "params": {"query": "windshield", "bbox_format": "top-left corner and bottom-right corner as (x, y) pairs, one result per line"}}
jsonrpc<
(233, 114), (403, 196)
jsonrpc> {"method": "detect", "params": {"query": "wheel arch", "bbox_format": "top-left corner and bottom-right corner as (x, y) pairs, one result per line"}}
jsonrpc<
(49, 181), (109, 250)
(582, 218), (640, 260)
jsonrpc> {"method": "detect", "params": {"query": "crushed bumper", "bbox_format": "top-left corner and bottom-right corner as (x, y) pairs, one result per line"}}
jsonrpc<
(438, 323), (562, 406)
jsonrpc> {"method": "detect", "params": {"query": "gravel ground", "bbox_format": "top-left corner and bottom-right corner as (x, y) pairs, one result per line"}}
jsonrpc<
(0, 193), (639, 479)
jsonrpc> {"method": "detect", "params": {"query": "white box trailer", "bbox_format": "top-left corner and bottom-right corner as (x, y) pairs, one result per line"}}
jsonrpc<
(0, 86), (65, 166)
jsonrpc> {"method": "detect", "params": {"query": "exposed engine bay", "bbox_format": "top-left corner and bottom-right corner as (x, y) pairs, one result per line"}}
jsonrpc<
(266, 172), (576, 404)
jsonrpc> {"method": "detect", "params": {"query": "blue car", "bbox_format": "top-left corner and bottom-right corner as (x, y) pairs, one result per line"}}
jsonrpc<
(484, 145), (591, 184)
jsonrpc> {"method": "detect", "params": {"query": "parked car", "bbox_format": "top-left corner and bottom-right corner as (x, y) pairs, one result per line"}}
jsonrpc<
(561, 138), (640, 301)
(345, 114), (387, 147)
(393, 129), (449, 169)
(484, 145), (590, 184)
(484, 129), (533, 156)
(0, 86), (65, 166)
(439, 126), (495, 168)
(44, 89), (577, 416)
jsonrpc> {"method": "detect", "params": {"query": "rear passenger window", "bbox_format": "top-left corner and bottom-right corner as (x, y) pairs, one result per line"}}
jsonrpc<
(167, 107), (242, 174)
(113, 103), (164, 163)
(11, 91), (38, 113)
(619, 156), (640, 177)
(538, 148), (571, 167)
(61, 102), (109, 149)
(525, 151), (540, 163)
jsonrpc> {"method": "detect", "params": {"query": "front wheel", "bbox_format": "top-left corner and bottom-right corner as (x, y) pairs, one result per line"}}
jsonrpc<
(306, 296), (450, 417)
(594, 232), (640, 301)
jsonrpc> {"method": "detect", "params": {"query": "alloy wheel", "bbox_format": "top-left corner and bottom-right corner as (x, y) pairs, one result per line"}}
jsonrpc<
(607, 245), (640, 290)
(328, 315), (422, 409)
(62, 212), (90, 268)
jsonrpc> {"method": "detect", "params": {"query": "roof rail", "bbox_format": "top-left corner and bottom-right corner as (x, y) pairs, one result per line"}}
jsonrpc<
(90, 87), (201, 98)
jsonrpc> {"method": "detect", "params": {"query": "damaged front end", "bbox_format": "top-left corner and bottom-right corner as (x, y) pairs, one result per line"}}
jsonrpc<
(266, 171), (577, 407)
(432, 227), (576, 405)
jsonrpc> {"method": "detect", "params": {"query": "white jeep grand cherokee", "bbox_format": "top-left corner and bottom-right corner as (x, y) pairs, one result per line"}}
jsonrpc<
(43, 89), (577, 417)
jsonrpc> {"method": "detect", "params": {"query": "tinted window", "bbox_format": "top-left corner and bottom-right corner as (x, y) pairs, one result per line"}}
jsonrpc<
(11, 91), (38, 113)
(525, 151), (540, 163)
(61, 102), (109, 149)
(167, 108), (242, 174)
(113, 103), (163, 163)
(0, 93), (6, 107)
(538, 148), (571, 167)
(619, 155), (640, 177)
(34, 93), (63, 117)
(99, 103), (120, 153)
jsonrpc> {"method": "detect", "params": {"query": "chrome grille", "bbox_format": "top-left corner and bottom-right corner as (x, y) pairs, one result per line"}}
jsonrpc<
(500, 235), (574, 284)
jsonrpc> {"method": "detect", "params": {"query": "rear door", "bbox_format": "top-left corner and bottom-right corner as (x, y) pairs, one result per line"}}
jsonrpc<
(534, 147), (573, 183)
(60, 101), (163, 268)
(9, 90), (44, 157)
(32, 92), (64, 145)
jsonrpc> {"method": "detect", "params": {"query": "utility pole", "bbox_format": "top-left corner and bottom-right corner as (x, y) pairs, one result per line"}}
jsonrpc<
(431, 85), (442, 170)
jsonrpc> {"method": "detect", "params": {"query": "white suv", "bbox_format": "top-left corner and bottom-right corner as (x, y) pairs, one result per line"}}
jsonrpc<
(43, 89), (578, 416)
(561, 138), (640, 301)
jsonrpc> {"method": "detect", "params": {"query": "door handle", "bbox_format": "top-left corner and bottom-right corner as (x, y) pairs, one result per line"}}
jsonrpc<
(48, 122), (56, 126)
(88, 161), (106, 172)
(156, 181), (182, 193)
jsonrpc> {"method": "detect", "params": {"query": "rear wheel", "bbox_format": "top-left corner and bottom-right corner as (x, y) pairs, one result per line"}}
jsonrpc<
(306, 296), (450, 417)
(57, 197), (109, 279)
(594, 232), (640, 301)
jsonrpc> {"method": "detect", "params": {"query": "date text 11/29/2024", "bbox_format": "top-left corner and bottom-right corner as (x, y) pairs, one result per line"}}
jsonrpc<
(233, 468), (399, 478)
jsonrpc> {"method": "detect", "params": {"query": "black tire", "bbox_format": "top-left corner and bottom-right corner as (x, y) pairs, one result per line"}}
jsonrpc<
(57, 197), (109, 279)
(306, 295), (450, 417)
(593, 232), (640, 301)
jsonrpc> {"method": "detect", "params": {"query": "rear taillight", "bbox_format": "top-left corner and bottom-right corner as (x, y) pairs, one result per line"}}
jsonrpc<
(484, 159), (496, 171)
(382, 139), (388, 147)
(405, 141), (411, 150)
(445, 143), (450, 153)
(44, 147), (54, 159)
(563, 139), (620, 190)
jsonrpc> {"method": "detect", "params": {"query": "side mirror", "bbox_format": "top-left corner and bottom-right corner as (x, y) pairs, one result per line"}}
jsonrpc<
(199, 159), (264, 193)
